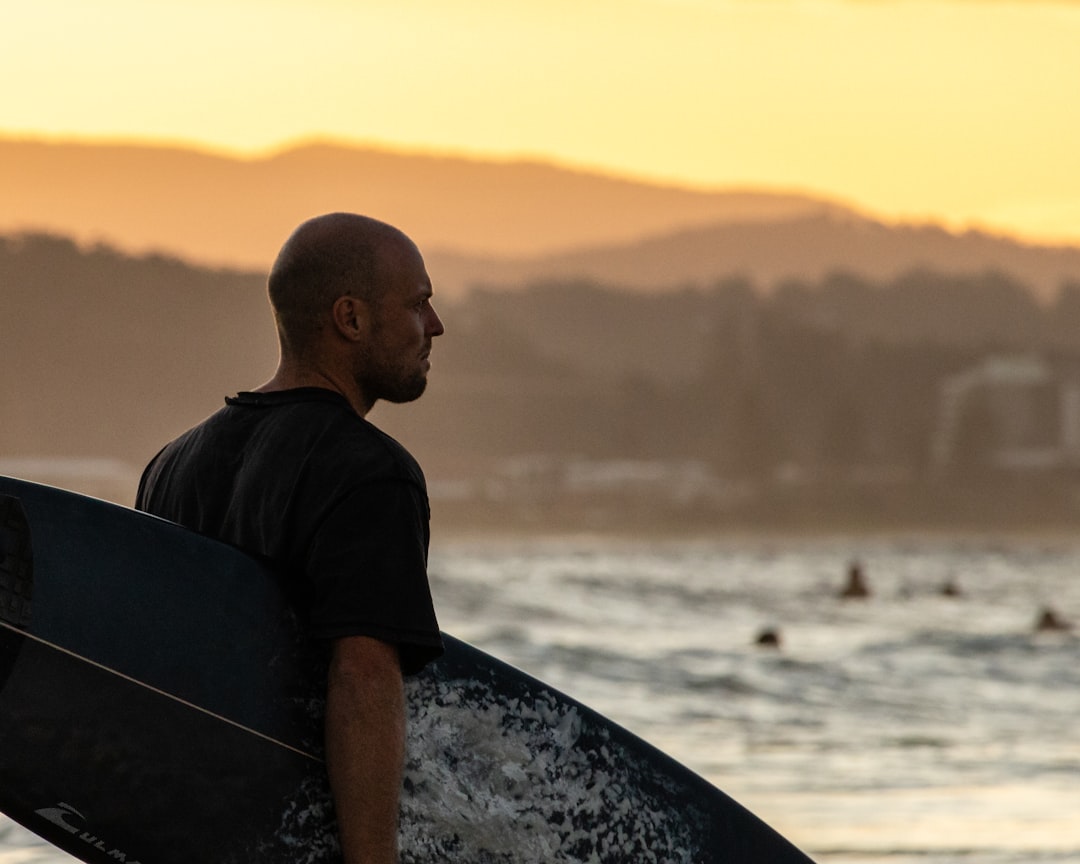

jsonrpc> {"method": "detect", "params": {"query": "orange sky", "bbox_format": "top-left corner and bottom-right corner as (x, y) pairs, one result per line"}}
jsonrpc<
(5, 0), (1080, 246)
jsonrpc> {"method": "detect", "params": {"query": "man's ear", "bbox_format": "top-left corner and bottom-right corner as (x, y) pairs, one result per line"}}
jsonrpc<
(331, 295), (370, 341)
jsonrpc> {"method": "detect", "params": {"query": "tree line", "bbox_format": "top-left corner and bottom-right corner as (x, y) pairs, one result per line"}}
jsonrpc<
(6, 233), (1080, 528)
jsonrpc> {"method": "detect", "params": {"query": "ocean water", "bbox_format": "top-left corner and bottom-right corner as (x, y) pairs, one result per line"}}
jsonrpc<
(4, 533), (1079, 863)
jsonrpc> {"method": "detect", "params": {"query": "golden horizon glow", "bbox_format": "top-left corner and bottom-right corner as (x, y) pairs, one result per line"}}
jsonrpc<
(5, 0), (1080, 245)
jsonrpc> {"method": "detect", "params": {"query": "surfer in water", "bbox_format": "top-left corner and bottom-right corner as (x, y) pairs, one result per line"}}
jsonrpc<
(1035, 606), (1072, 633)
(839, 559), (870, 599)
(136, 213), (446, 864)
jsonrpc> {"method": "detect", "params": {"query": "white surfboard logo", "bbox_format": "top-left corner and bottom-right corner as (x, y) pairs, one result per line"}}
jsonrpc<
(34, 802), (83, 834)
(34, 802), (143, 863)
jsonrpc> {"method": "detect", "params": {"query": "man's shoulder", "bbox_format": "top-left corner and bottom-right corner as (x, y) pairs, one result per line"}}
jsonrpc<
(313, 416), (424, 488)
(139, 389), (425, 508)
(229, 390), (423, 487)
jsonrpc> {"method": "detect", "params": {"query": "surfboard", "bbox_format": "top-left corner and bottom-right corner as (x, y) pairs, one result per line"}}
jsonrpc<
(0, 476), (814, 863)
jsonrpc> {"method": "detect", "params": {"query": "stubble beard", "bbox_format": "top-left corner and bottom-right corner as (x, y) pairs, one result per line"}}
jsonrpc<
(381, 371), (428, 404)
(356, 305), (432, 404)
(356, 349), (429, 405)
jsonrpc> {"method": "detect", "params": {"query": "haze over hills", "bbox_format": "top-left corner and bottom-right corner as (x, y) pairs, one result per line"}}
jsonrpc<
(5, 136), (1080, 301)
(0, 136), (839, 269)
(429, 214), (1080, 301)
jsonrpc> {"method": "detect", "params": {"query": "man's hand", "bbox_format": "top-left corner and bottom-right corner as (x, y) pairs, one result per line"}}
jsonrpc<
(324, 635), (405, 864)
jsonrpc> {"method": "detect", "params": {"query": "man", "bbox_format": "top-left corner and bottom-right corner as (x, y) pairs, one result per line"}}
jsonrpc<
(136, 212), (446, 864)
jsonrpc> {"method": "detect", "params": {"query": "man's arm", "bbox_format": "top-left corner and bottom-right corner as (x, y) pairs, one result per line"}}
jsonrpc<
(324, 635), (406, 864)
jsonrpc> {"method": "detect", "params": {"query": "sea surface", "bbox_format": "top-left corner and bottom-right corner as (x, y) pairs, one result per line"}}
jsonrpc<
(4, 532), (1079, 863)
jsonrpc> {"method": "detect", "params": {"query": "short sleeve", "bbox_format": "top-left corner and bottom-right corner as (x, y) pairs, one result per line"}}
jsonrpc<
(304, 480), (443, 674)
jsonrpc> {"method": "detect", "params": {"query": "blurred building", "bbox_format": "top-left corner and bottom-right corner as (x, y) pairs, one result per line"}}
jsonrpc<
(932, 355), (1080, 471)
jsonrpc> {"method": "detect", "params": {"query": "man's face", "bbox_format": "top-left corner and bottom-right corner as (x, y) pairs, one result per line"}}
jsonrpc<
(356, 238), (445, 404)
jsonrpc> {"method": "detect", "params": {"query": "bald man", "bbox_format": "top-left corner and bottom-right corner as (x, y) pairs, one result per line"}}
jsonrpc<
(137, 213), (446, 863)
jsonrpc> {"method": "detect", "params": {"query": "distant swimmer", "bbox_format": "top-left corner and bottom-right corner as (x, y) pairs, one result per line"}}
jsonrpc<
(1035, 607), (1072, 633)
(754, 628), (782, 649)
(940, 577), (962, 598)
(839, 560), (870, 599)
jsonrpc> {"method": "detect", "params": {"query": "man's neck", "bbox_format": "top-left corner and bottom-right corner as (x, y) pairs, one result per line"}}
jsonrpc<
(256, 366), (373, 417)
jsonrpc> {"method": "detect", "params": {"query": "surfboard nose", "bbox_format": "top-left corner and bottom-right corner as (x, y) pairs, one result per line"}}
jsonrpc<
(0, 494), (32, 631)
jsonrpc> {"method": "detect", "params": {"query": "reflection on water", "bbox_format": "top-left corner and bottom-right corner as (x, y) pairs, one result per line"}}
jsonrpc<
(426, 535), (1080, 863)
(0, 821), (59, 864)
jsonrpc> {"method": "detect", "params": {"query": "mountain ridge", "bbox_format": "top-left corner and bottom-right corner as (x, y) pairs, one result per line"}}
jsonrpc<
(426, 211), (1080, 300)
(0, 136), (841, 268)
(5, 136), (1080, 300)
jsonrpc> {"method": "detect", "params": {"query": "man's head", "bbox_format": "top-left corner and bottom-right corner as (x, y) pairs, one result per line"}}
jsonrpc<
(268, 213), (444, 410)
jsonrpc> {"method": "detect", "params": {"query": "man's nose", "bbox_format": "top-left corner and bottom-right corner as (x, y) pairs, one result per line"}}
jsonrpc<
(427, 306), (445, 337)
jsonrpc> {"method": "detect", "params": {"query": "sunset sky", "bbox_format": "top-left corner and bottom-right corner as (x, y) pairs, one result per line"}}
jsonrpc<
(4, 0), (1080, 245)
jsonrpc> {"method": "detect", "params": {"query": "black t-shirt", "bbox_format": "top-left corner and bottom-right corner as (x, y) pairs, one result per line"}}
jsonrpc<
(136, 387), (443, 674)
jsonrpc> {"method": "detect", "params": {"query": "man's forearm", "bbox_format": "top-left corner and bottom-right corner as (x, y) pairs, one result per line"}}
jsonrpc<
(324, 636), (406, 864)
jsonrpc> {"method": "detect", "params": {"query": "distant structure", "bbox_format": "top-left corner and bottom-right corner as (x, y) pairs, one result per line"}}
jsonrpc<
(932, 354), (1080, 471)
(839, 560), (870, 599)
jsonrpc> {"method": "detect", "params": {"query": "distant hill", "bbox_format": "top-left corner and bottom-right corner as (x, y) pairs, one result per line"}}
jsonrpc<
(430, 211), (1080, 301)
(0, 234), (275, 472)
(0, 136), (839, 270)
(5, 136), (1080, 301)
